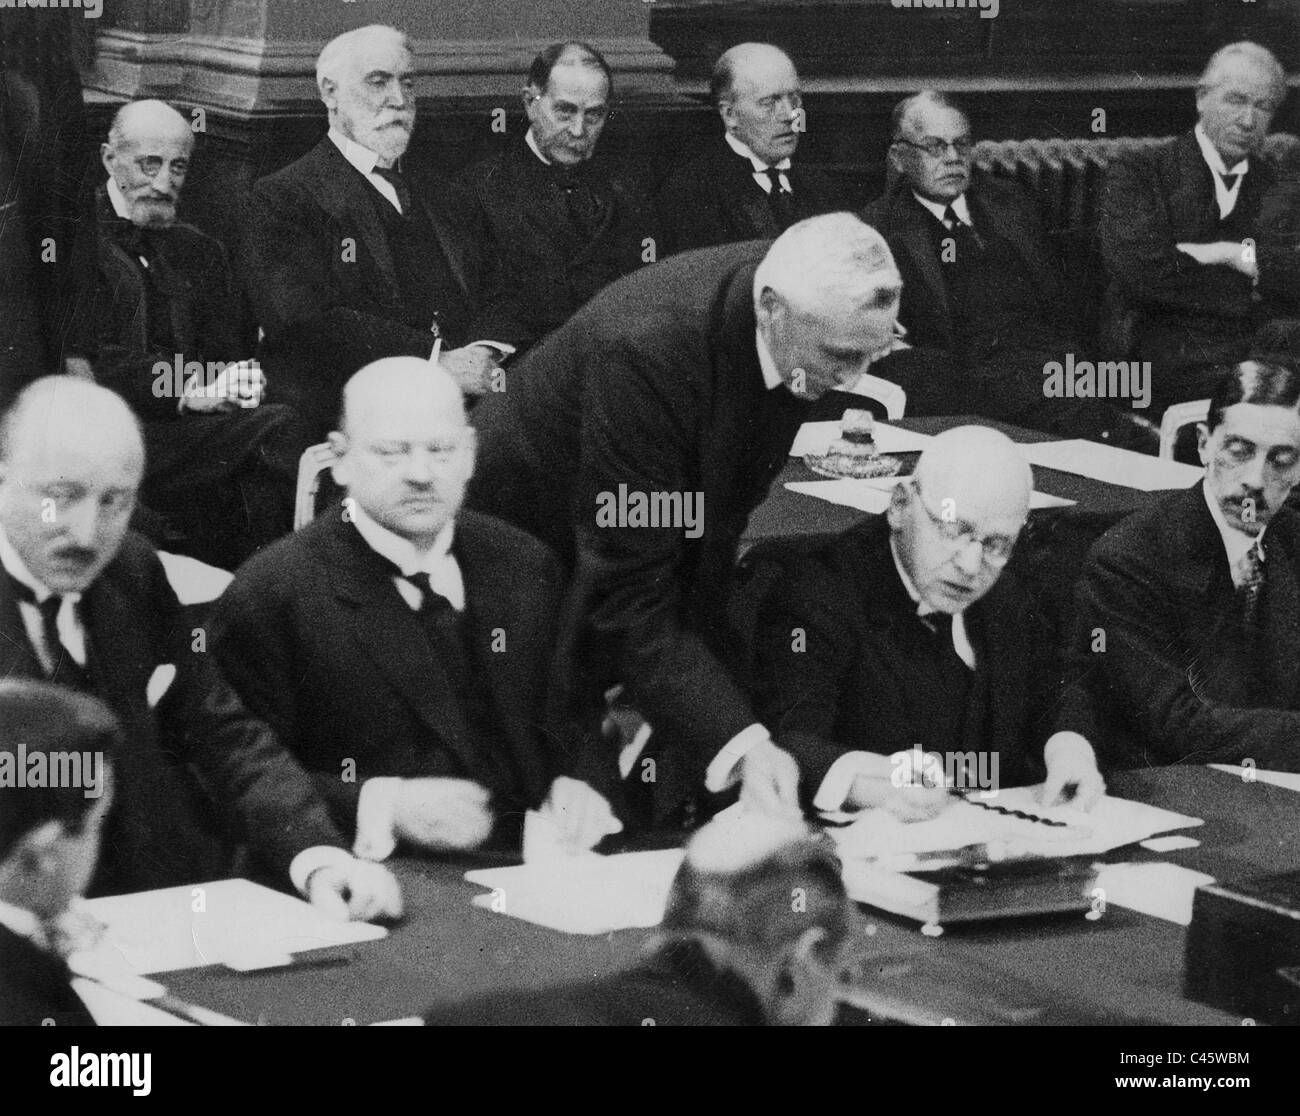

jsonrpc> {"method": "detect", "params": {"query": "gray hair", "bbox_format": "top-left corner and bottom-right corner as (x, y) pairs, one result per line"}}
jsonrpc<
(316, 24), (413, 95)
(754, 212), (902, 317)
(1198, 41), (1287, 107)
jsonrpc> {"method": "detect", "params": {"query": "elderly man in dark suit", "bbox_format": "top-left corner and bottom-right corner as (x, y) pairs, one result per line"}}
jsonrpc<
(246, 24), (515, 436)
(1099, 42), (1288, 414)
(92, 99), (304, 569)
(754, 426), (1105, 816)
(454, 42), (659, 353)
(656, 43), (843, 256)
(1065, 360), (1300, 773)
(212, 357), (620, 855)
(468, 213), (919, 825)
(865, 91), (1145, 442)
(0, 377), (400, 918)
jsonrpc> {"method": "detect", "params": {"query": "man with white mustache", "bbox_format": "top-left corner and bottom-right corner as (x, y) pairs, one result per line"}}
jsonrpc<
(248, 24), (516, 437)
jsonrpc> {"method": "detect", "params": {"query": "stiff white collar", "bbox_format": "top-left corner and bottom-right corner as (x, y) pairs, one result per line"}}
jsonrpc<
(725, 131), (791, 173)
(913, 191), (972, 227)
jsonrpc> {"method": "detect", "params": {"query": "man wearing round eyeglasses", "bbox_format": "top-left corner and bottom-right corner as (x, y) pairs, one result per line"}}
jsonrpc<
(455, 41), (658, 353)
(864, 91), (1152, 448)
(656, 43), (845, 254)
(755, 425), (1105, 819)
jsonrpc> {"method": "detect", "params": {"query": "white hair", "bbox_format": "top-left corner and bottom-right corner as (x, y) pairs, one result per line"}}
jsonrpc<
(316, 24), (412, 95)
(754, 212), (902, 316)
(1198, 41), (1287, 107)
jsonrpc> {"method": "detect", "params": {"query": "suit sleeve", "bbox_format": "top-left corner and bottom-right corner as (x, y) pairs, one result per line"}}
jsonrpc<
(572, 337), (758, 779)
(245, 176), (437, 372)
(1098, 153), (1255, 318)
(655, 165), (726, 256)
(752, 553), (862, 796)
(162, 557), (348, 874)
(1062, 539), (1300, 771)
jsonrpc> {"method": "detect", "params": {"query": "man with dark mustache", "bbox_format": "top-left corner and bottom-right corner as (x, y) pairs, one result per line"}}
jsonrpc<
(1064, 360), (1300, 772)
(247, 24), (514, 436)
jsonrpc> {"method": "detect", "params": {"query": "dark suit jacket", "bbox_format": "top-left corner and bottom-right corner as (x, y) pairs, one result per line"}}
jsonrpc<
(753, 515), (1056, 797)
(1098, 131), (1276, 367)
(1061, 482), (1300, 771)
(656, 139), (845, 256)
(0, 533), (346, 895)
(0, 924), (95, 1026)
(91, 186), (245, 424)
(246, 138), (505, 423)
(1258, 143), (1300, 316)
(467, 241), (814, 799)
(423, 940), (766, 1026)
(454, 136), (660, 351)
(209, 510), (569, 835)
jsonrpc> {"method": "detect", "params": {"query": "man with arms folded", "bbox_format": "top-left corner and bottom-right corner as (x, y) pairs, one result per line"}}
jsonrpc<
(0, 377), (400, 918)
(212, 357), (620, 857)
(754, 426), (1105, 816)
(1064, 360), (1300, 772)
(247, 25), (515, 435)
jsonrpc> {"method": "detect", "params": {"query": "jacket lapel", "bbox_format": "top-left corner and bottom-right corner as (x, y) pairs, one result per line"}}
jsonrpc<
(311, 139), (402, 299)
(1265, 519), (1300, 703)
(892, 191), (954, 346)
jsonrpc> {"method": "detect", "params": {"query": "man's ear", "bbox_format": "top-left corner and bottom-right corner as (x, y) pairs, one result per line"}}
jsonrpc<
(326, 432), (349, 483)
(885, 479), (910, 532)
(319, 77), (338, 112)
(887, 142), (906, 179)
(100, 142), (116, 178)
(12, 820), (64, 882)
(718, 97), (737, 133)
(523, 84), (543, 121)
(1196, 423), (1211, 467)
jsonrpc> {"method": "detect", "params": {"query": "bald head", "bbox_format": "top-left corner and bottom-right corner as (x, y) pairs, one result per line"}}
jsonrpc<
(0, 378), (144, 594)
(102, 99), (194, 228)
(713, 43), (802, 166)
(330, 358), (475, 548)
(888, 426), (1031, 613)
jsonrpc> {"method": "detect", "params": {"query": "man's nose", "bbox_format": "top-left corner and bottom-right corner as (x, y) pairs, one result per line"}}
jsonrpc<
(402, 449), (439, 483)
(386, 80), (409, 109)
(952, 538), (985, 577)
(567, 116), (587, 138)
(1242, 452), (1268, 491)
(61, 501), (100, 547)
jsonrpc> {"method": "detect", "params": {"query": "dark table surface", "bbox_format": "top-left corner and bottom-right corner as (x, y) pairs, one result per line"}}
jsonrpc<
(744, 415), (1186, 550)
(161, 766), (1295, 1025)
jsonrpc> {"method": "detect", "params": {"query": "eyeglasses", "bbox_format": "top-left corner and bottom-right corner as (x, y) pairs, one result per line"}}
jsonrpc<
(895, 136), (974, 159)
(911, 479), (1020, 565)
(133, 156), (189, 180)
(752, 91), (803, 116)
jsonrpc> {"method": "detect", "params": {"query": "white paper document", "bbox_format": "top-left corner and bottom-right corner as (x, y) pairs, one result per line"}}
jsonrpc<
(788, 421), (934, 458)
(786, 477), (1074, 515)
(68, 878), (387, 976)
(1023, 439), (1202, 490)
(1208, 764), (1300, 792)
(830, 787), (1203, 862)
(1093, 862), (1217, 926)
(465, 849), (685, 935)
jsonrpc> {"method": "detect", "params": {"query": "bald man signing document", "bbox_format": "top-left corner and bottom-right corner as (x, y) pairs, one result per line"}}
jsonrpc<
(0, 378), (400, 917)
(754, 426), (1105, 815)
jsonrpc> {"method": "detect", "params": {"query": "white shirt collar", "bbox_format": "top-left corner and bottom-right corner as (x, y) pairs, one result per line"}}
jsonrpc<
(725, 131), (791, 173)
(753, 329), (787, 391)
(328, 127), (385, 174)
(913, 191), (972, 227)
(0, 899), (47, 949)
(348, 501), (457, 578)
(1202, 479), (1265, 575)
(106, 178), (132, 220)
(887, 533), (975, 667)
(0, 527), (79, 606)
(525, 128), (551, 166)
(1194, 123), (1249, 178)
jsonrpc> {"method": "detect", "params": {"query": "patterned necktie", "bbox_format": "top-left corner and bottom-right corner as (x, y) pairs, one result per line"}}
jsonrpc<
(765, 167), (795, 228)
(372, 165), (411, 215)
(1237, 542), (1265, 628)
(6, 577), (92, 690)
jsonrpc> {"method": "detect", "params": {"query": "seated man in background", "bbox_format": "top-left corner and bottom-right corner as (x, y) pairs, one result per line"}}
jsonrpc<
(1064, 360), (1300, 771)
(424, 812), (859, 1025)
(1099, 41), (1289, 413)
(94, 99), (304, 569)
(212, 357), (620, 858)
(866, 91), (1149, 444)
(454, 42), (659, 353)
(754, 425), (1105, 816)
(657, 43), (844, 255)
(247, 24), (516, 436)
(0, 681), (117, 1026)
(0, 377), (400, 917)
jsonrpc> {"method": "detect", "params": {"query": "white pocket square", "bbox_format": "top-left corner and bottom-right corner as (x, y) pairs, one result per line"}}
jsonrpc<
(146, 664), (177, 709)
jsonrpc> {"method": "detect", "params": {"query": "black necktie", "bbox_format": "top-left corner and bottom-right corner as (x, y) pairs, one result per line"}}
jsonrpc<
(373, 165), (411, 215)
(554, 169), (605, 239)
(1219, 170), (1242, 193)
(942, 204), (985, 255)
(919, 611), (971, 672)
(403, 572), (469, 693)
(765, 167), (795, 229)
(7, 577), (92, 691)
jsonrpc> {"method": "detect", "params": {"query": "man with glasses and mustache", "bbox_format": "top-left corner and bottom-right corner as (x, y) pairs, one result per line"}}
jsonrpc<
(865, 92), (1149, 445)
(1099, 42), (1290, 415)
(657, 43), (845, 255)
(248, 24), (515, 437)
(1064, 361), (1300, 773)
(454, 42), (659, 353)
(92, 100), (305, 569)
(754, 425), (1106, 818)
